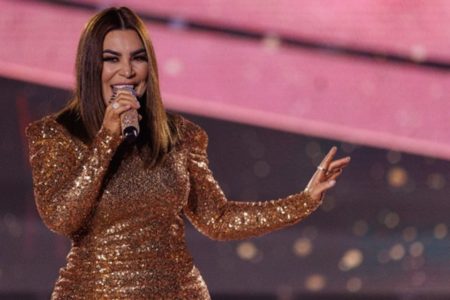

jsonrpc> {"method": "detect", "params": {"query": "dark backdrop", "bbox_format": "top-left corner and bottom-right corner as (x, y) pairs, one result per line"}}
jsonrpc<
(1, 77), (449, 299)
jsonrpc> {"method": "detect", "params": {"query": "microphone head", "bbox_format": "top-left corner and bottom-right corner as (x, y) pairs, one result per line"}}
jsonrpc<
(123, 126), (138, 143)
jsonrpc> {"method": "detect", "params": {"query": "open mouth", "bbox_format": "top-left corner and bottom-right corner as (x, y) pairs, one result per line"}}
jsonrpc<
(111, 83), (137, 89)
(111, 84), (138, 95)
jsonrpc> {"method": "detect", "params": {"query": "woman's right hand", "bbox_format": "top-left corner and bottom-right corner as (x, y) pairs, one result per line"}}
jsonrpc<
(102, 89), (141, 136)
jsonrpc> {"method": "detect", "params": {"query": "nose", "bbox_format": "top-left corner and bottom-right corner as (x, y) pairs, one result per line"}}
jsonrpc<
(120, 59), (135, 78)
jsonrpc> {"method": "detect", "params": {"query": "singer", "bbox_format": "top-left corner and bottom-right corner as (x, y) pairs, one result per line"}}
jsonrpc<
(26, 6), (350, 299)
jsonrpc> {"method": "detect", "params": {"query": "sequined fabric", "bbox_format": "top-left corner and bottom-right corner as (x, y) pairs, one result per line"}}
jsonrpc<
(26, 114), (321, 299)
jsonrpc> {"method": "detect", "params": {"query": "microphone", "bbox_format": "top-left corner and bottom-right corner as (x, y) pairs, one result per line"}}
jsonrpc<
(113, 84), (140, 142)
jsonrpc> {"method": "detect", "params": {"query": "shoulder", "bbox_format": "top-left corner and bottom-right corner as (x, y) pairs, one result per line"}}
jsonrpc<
(172, 114), (208, 149)
(25, 114), (71, 144)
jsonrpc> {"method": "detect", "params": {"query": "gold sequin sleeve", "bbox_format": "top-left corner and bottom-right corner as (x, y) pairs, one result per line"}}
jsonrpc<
(26, 116), (122, 236)
(182, 119), (322, 241)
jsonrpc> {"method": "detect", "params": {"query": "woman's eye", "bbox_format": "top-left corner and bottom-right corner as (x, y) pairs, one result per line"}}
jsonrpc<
(102, 56), (118, 62)
(134, 56), (148, 62)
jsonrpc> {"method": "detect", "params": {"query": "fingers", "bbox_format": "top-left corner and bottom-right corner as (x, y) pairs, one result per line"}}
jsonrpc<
(102, 89), (141, 137)
(319, 146), (337, 169)
(103, 97), (137, 136)
(325, 156), (350, 179)
(328, 156), (351, 171)
(327, 169), (343, 181)
(106, 93), (134, 114)
(308, 180), (336, 200)
(315, 146), (337, 181)
(106, 102), (132, 116)
(110, 90), (140, 110)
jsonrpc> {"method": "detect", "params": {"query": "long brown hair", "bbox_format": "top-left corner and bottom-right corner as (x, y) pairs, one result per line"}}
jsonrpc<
(57, 7), (178, 167)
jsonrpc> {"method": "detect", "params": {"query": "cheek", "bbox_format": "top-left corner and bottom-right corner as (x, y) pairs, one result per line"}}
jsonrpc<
(102, 66), (113, 83)
(136, 66), (149, 96)
(101, 67), (114, 104)
(138, 71), (149, 96)
(136, 63), (149, 79)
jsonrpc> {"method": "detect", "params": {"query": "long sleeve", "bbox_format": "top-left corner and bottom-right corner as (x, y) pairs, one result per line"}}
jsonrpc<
(182, 119), (322, 241)
(26, 116), (122, 236)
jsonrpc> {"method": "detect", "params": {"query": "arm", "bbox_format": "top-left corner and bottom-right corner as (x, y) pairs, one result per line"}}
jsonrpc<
(182, 120), (321, 241)
(26, 117), (122, 236)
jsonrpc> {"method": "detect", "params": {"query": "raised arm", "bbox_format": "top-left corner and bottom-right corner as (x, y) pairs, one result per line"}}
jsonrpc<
(26, 117), (122, 236)
(183, 120), (325, 241)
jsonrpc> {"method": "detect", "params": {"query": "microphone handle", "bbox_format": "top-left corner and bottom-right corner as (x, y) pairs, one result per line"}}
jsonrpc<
(121, 109), (139, 142)
(112, 84), (140, 142)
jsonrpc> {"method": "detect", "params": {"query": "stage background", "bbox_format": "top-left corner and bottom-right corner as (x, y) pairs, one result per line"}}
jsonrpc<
(0, 1), (449, 299)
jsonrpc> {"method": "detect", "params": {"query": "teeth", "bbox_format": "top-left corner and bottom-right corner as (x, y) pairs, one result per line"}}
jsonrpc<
(111, 84), (137, 96)
(113, 84), (133, 88)
(113, 84), (134, 91)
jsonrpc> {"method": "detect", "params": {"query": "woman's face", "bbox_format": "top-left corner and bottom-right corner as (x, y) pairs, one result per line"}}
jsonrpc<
(101, 29), (149, 106)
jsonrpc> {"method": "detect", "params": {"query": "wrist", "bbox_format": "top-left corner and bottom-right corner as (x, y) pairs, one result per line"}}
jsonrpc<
(96, 126), (123, 151)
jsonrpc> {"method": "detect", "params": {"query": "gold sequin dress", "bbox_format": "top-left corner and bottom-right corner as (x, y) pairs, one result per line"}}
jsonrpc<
(26, 114), (320, 299)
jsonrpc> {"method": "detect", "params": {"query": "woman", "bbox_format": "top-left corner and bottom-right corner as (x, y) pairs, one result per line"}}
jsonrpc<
(26, 7), (350, 299)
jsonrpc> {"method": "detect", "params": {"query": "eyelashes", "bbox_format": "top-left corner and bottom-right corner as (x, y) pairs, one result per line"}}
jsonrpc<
(134, 55), (148, 62)
(102, 56), (118, 62)
(102, 56), (148, 62)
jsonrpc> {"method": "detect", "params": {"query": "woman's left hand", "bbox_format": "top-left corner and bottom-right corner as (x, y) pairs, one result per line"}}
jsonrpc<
(304, 146), (351, 202)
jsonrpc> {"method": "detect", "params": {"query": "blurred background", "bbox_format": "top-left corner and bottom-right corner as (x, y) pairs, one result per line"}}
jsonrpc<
(1, 0), (450, 299)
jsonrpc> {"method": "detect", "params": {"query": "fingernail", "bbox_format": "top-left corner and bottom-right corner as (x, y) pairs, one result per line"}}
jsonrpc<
(329, 180), (336, 187)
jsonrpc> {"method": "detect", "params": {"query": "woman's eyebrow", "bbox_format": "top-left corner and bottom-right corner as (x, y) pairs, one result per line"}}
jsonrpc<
(102, 49), (145, 56)
(131, 48), (146, 56)
(102, 49), (120, 56)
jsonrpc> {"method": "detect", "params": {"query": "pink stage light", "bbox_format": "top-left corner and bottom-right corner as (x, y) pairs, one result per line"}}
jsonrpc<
(1, 1), (449, 160)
